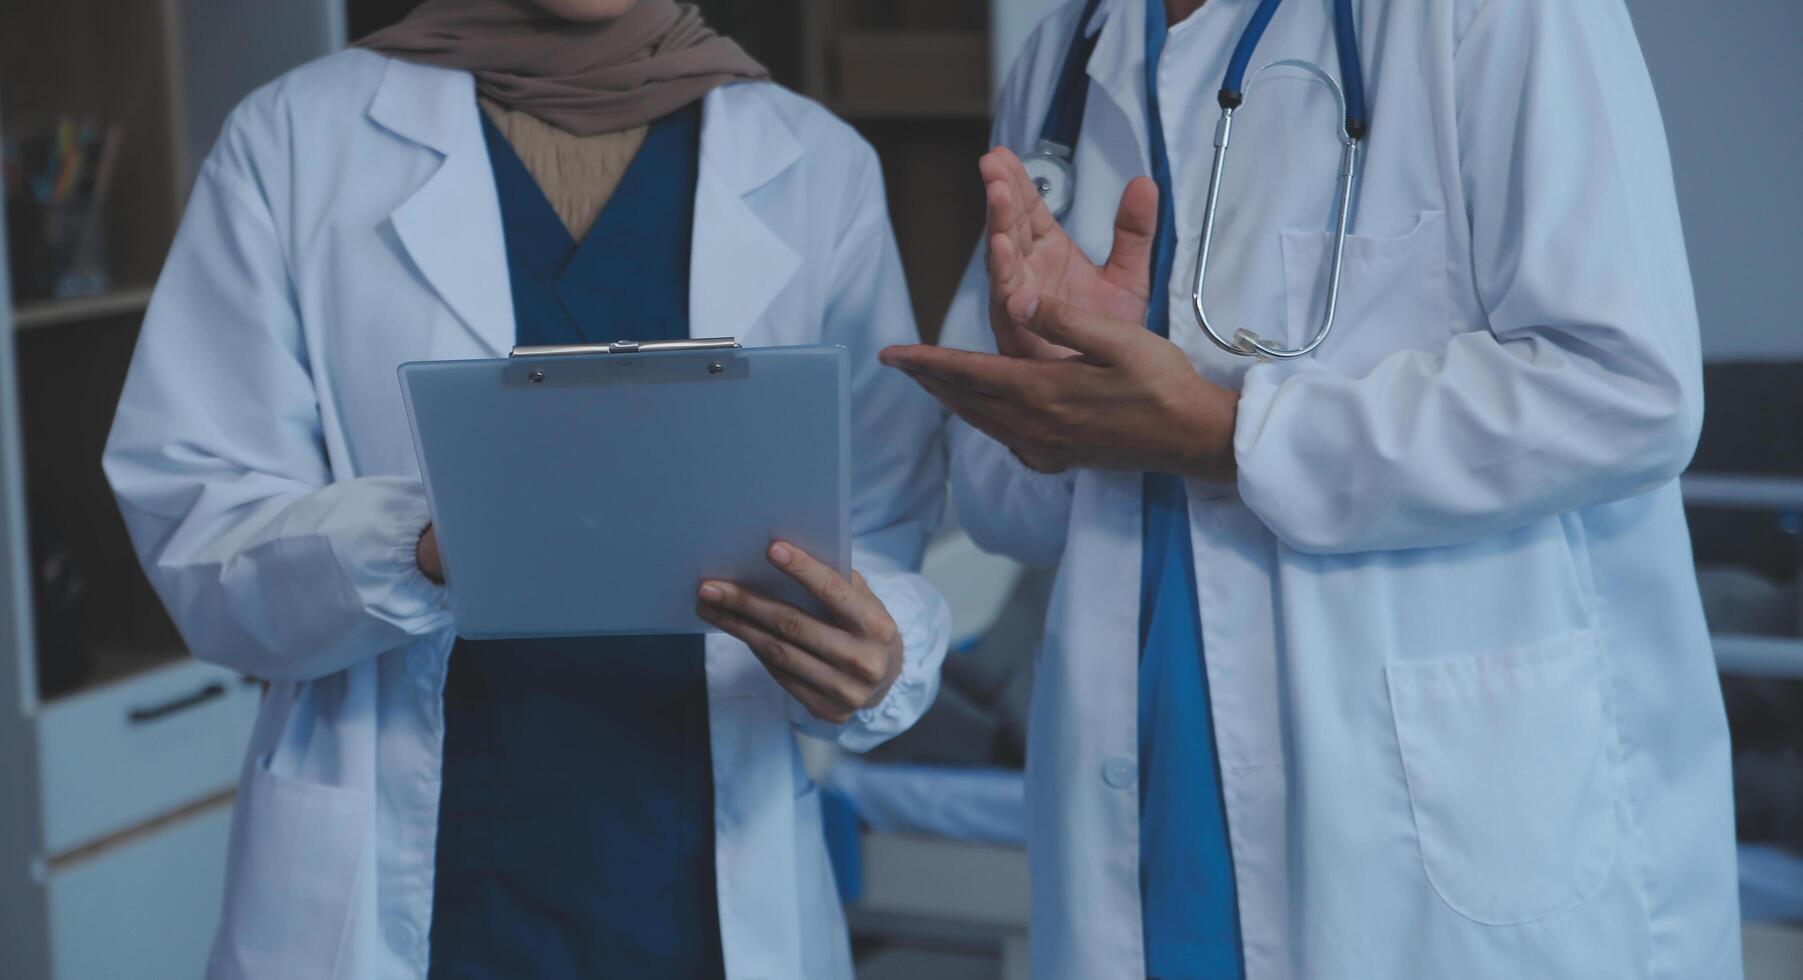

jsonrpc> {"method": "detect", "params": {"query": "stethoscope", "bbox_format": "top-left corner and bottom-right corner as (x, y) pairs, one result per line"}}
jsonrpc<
(1021, 0), (1369, 358)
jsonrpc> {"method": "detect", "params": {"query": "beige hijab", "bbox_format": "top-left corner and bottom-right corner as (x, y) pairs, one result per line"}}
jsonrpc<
(358, 0), (767, 136)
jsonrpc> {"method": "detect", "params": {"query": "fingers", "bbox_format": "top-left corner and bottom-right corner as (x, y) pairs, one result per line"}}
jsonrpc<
(910, 373), (1025, 444)
(697, 579), (889, 689)
(987, 222), (1067, 361)
(991, 146), (1059, 241)
(1102, 177), (1159, 298)
(696, 557), (900, 726)
(983, 152), (1048, 359)
(696, 604), (863, 724)
(915, 374), (1067, 475)
(1021, 295), (1137, 364)
(986, 229), (1036, 324)
(765, 542), (890, 640)
(699, 577), (842, 655)
(416, 525), (444, 584)
(880, 343), (934, 366)
(910, 375), (1069, 475)
(877, 345), (1035, 398)
(886, 345), (1082, 473)
(980, 151), (1034, 262)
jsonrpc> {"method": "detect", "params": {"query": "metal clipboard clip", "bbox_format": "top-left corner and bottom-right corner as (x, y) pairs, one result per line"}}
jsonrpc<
(506, 338), (746, 384)
(509, 338), (742, 358)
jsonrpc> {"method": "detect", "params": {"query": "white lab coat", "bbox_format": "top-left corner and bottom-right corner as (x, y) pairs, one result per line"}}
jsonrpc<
(942, 1), (1740, 977)
(104, 50), (951, 980)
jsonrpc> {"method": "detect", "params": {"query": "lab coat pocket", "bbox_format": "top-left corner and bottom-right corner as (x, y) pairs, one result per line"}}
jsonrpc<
(209, 757), (373, 980)
(1279, 210), (1450, 374)
(1386, 634), (1617, 926)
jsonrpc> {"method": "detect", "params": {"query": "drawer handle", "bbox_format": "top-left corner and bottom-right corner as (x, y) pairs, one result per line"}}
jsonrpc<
(127, 683), (226, 724)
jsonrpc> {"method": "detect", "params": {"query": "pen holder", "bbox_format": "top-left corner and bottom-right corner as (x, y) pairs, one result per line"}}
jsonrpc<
(4, 195), (109, 303)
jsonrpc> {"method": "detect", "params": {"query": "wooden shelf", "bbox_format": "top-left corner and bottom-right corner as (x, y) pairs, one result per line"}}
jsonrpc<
(830, 98), (991, 122)
(13, 287), (154, 329)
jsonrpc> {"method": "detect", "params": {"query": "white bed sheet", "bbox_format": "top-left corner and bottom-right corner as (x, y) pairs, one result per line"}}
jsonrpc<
(828, 758), (1025, 846)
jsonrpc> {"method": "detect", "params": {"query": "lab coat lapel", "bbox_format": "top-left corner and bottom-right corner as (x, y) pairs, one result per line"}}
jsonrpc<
(1085, 0), (1150, 172)
(689, 85), (803, 345)
(369, 59), (514, 358)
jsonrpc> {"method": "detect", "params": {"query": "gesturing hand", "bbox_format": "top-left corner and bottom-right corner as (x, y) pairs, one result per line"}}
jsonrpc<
(882, 295), (1239, 480)
(697, 543), (903, 725)
(981, 146), (1158, 359)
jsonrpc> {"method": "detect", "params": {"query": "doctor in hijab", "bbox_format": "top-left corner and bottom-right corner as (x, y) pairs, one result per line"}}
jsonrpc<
(103, 2), (950, 977)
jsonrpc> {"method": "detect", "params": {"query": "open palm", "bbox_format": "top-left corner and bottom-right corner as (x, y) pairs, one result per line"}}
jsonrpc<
(981, 145), (1158, 359)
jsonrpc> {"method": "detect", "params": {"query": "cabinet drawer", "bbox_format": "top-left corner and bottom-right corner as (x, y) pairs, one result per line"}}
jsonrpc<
(39, 659), (261, 855)
(48, 798), (233, 980)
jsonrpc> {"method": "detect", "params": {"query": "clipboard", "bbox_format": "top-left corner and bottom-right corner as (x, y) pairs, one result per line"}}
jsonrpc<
(399, 339), (849, 639)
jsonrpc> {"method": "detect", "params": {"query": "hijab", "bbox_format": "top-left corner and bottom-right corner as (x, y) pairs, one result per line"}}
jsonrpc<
(358, 0), (768, 136)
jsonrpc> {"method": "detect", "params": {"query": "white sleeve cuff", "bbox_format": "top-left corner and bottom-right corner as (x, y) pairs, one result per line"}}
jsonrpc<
(793, 569), (951, 752)
(319, 476), (452, 635)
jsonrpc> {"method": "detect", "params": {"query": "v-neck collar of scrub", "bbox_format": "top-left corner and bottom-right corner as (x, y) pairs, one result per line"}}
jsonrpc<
(481, 103), (702, 345)
(478, 107), (681, 275)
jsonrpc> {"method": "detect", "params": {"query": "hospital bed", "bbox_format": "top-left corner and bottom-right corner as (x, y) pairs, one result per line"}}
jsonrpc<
(828, 763), (1029, 980)
(1683, 473), (1803, 978)
(815, 527), (1034, 979)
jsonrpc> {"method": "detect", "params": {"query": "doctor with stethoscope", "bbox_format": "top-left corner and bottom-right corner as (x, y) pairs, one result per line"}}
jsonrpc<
(884, 0), (1741, 977)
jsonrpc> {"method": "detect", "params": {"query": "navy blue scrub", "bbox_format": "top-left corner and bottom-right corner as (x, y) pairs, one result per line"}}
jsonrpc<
(427, 103), (725, 980)
(1137, 1), (1245, 977)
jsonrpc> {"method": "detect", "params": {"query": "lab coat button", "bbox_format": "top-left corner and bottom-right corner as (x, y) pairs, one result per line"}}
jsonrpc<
(1103, 756), (1136, 789)
(386, 920), (420, 955)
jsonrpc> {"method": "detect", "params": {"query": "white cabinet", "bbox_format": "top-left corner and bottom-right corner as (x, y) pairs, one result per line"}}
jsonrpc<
(46, 800), (234, 980)
(38, 661), (262, 856)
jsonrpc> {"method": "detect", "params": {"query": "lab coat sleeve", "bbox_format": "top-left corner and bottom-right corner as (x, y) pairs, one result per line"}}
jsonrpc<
(939, 15), (1079, 566)
(791, 140), (952, 752)
(103, 125), (450, 682)
(1232, 0), (1702, 555)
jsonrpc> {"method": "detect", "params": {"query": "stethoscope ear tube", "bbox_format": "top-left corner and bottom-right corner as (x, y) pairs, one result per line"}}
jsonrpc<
(1221, 0), (1368, 144)
(1220, 0), (1286, 100)
(1335, 0), (1370, 138)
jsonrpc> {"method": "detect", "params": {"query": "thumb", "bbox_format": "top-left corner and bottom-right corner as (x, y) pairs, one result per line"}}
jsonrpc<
(1021, 295), (1136, 364)
(1102, 177), (1159, 297)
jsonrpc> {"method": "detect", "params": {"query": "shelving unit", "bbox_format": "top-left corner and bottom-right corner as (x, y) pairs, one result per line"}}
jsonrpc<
(830, 99), (993, 122)
(0, 2), (338, 977)
(12, 289), (155, 331)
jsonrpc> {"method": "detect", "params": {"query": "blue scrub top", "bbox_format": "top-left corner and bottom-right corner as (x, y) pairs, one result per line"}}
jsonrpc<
(427, 103), (725, 980)
(1138, 1), (1246, 977)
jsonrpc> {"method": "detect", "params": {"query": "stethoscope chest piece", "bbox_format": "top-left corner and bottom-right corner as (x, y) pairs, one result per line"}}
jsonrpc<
(1023, 139), (1078, 221)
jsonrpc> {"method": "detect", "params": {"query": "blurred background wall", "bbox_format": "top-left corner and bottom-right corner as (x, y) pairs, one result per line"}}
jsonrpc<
(1631, 0), (1803, 362)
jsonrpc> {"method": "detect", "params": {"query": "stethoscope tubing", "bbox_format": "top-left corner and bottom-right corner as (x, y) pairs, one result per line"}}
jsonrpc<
(1191, 61), (1362, 358)
(1028, 0), (1370, 359)
(1195, 0), (1368, 358)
